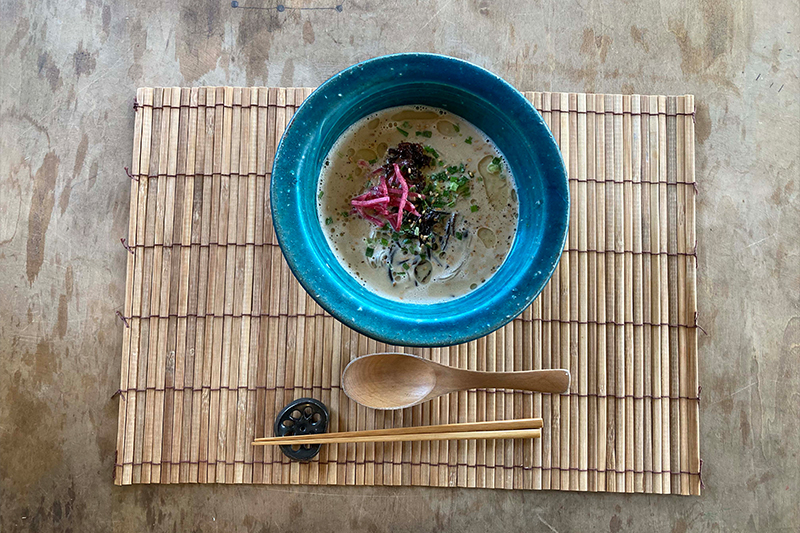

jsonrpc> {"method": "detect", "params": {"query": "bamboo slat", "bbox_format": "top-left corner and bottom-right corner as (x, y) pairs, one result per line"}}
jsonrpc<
(115, 88), (701, 495)
(560, 92), (572, 491)
(549, 93), (562, 491)
(640, 95), (653, 494)
(585, 93), (597, 492)
(648, 94), (663, 494)
(538, 92), (552, 492)
(594, 93), (607, 492)
(577, 93), (589, 492)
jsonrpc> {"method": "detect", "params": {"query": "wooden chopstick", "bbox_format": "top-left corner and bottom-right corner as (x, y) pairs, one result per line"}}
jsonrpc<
(252, 428), (541, 446)
(253, 418), (542, 443)
(251, 418), (543, 446)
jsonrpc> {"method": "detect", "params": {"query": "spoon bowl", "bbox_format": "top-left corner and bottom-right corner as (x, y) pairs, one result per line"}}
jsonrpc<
(342, 352), (571, 410)
(343, 353), (438, 409)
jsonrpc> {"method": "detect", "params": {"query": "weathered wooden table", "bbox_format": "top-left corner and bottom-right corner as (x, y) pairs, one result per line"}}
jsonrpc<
(1, 1), (797, 531)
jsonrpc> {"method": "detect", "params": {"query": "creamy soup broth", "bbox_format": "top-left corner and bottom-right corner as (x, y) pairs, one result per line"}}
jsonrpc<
(317, 105), (519, 302)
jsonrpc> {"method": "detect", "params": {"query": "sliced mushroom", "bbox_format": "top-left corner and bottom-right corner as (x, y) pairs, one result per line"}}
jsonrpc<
(414, 260), (433, 284)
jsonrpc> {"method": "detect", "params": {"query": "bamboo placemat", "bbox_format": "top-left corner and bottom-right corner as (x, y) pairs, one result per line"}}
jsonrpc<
(114, 87), (700, 494)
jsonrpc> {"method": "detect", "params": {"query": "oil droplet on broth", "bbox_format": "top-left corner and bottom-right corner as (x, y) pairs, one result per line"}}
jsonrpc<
(390, 109), (440, 121)
(478, 155), (511, 209)
(436, 120), (457, 136)
(354, 148), (377, 162)
(477, 227), (497, 248)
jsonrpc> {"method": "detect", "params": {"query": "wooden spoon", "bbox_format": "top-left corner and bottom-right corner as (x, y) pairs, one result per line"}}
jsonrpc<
(342, 352), (571, 410)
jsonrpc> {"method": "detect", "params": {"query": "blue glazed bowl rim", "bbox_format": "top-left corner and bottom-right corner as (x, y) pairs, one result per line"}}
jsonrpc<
(271, 53), (569, 347)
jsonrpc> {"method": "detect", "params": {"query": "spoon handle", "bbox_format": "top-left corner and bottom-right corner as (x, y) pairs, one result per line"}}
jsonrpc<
(455, 369), (571, 394)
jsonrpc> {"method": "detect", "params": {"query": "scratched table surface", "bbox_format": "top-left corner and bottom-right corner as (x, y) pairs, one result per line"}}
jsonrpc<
(1, 1), (798, 532)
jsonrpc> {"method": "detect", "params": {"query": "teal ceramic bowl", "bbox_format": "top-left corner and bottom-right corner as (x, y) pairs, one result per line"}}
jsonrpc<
(271, 53), (568, 347)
